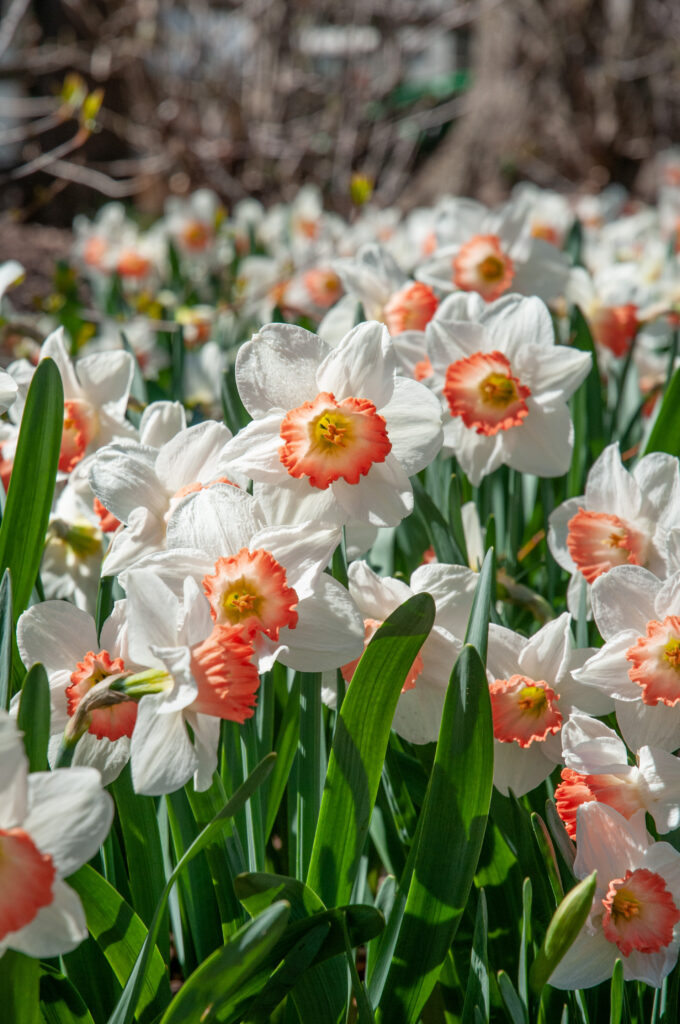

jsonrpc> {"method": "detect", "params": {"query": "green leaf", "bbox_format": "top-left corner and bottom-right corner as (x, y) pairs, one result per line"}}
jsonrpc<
(265, 672), (301, 840)
(67, 864), (170, 1024)
(464, 547), (494, 662)
(531, 812), (564, 904)
(412, 476), (465, 565)
(243, 923), (330, 1023)
(111, 764), (170, 960)
(644, 365), (680, 457)
(306, 593), (435, 908)
(529, 871), (597, 994)
(39, 964), (96, 1024)
(570, 306), (604, 467)
(0, 950), (40, 1024)
(296, 672), (323, 879)
(107, 752), (276, 1024)
(497, 970), (528, 1024)
(374, 644), (493, 1023)
(610, 958), (623, 1024)
(159, 902), (291, 1024)
(461, 890), (489, 1024)
(0, 569), (13, 709)
(17, 662), (50, 771)
(0, 358), (63, 620)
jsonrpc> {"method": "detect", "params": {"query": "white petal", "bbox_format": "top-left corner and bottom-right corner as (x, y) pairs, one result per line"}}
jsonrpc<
(380, 377), (443, 476)
(486, 624), (526, 680)
(584, 443), (641, 517)
(41, 329), (81, 399)
(571, 632), (642, 700)
(154, 421), (233, 493)
(316, 321), (395, 407)
(547, 922), (618, 990)
(634, 453), (680, 526)
(561, 711), (628, 771)
(221, 413), (286, 481)
(481, 294), (555, 360)
(130, 694), (197, 796)
(518, 345), (592, 401)
(547, 497), (582, 573)
(0, 712), (28, 828)
(410, 563), (478, 638)
(501, 401), (573, 478)
(250, 521), (341, 598)
(76, 350), (134, 418)
(235, 324), (327, 418)
(278, 575), (364, 671)
(125, 569), (180, 663)
(519, 613), (571, 684)
(89, 444), (165, 522)
(5, 879), (87, 958)
(492, 740), (555, 797)
(616, 699), (680, 753)
(347, 559), (413, 619)
(139, 401), (186, 447)
(24, 768), (114, 876)
(102, 506), (166, 578)
(331, 455), (413, 527)
(17, 602), (98, 674)
(574, 803), (648, 884)
(591, 566), (661, 639)
(166, 484), (264, 559)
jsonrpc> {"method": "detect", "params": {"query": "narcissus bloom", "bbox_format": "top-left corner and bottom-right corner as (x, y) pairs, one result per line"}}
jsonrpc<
(486, 613), (599, 796)
(556, 712), (680, 838)
(572, 566), (680, 752)
(421, 294), (591, 484)
(0, 712), (113, 958)
(549, 804), (680, 989)
(548, 443), (680, 616)
(122, 483), (365, 675)
(323, 560), (478, 744)
(89, 420), (239, 577)
(223, 321), (443, 527)
(17, 600), (140, 784)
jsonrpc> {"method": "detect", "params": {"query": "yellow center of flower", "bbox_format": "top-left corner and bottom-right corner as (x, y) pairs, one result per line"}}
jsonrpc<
(313, 410), (351, 449)
(517, 685), (548, 716)
(479, 372), (519, 408)
(663, 638), (680, 669)
(612, 889), (641, 922)
(222, 579), (261, 622)
(478, 255), (505, 282)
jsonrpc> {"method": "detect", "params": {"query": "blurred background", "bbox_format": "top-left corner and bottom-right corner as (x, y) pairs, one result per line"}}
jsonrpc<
(1, 0), (679, 229)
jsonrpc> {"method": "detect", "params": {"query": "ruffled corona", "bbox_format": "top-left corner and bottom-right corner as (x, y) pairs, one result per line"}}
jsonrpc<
(489, 675), (562, 748)
(602, 868), (680, 957)
(93, 496), (121, 534)
(443, 351), (531, 436)
(60, 399), (98, 474)
(555, 768), (644, 839)
(566, 508), (646, 583)
(341, 618), (423, 692)
(591, 304), (638, 358)
(625, 616), (680, 706)
(66, 650), (137, 741)
(302, 268), (343, 308)
(279, 391), (392, 489)
(0, 828), (56, 941)
(453, 234), (515, 301)
(413, 356), (434, 382)
(180, 219), (212, 252)
(116, 249), (151, 280)
(190, 625), (260, 722)
(202, 548), (299, 639)
(383, 282), (439, 335)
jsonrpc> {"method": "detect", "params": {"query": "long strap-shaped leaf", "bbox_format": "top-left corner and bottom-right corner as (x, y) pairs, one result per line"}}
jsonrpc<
(375, 643), (493, 1022)
(644, 364), (680, 457)
(306, 592), (435, 909)
(0, 358), (63, 622)
(106, 753), (276, 1024)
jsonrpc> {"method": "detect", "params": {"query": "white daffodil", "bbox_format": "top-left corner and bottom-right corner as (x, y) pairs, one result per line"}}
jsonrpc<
(549, 804), (680, 989)
(17, 601), (138, 784)
(486, 613), (601, 797)
(418, 293), (591, 485)
(223, 320), (443, 528)
(572, 566), (680, 753)
(8, 328), (137, 477)
(0, 711), (113, 958)
(123, 570), (260, 796)
(549, 443), (680, 616)
(415, 198), (571, 305)
(555, 711), (680, 838)
(122, 483), (364, 676)
(322, 560), (478, 745)
(89, 419), (239, 577)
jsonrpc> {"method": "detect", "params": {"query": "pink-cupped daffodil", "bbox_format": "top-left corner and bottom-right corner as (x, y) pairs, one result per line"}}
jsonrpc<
(221, 320), (443, 527)
(549, 804), (680, 989)
(0, 711), (113, 958)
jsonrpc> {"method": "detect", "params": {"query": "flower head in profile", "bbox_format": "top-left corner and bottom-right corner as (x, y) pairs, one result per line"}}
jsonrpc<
(0, 712), (113, 958)
(548, 443), (680, 616)
(223, 321), (443, 527)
